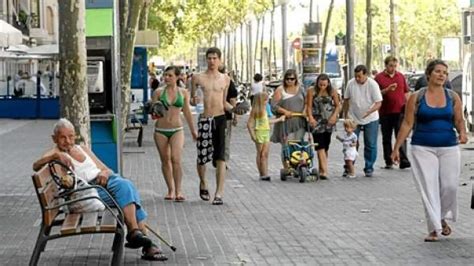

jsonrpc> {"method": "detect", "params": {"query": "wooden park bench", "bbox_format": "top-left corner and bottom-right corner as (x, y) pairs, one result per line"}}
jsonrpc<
(30, 165), (125, 265)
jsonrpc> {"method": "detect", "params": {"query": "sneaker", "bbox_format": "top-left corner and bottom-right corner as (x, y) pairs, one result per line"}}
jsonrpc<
(260, 176), (271, 181)
(383, 164), (393, 169)
(347, 174), (357, 179)
(342, 169), (348, 177)
(364, 171), (373, 177)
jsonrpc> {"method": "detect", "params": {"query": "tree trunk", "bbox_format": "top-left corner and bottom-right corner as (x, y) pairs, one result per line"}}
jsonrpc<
(260, 15), (265, 75)
(272, 6), (277, 79)
(268, 5), (274, 81)
(366, 0), (373, 72)
(119, 0), (144, 133)
(389, 0), (398, 58)
(254, 18), (260, 75)
(138, 0), (152, 30)
(58, 0), (90, 146)
(320, 0), (334, 73)
(233, 29), (238, 75)
(240, 23), (244, 83)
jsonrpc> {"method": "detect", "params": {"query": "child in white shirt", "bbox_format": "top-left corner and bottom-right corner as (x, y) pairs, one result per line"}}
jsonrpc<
(336, 119), (358, 178)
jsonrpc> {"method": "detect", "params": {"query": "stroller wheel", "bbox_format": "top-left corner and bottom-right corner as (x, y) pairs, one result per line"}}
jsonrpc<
(280, 169), (288, 181)
(299, 167), (309, 183)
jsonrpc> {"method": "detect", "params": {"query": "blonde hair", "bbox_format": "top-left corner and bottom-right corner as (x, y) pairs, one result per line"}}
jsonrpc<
(343, 119), (357, 130)
(252, 92), (268, 118)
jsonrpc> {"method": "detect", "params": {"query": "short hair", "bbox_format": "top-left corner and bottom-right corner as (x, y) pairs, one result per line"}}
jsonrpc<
(343, 119), (357, 129)
(206, 47), (222, 59)
(425, 59), (448, 80)
(384, 56), (398, 66)
(53, 118), (74, 135)
(253, 73), (263, 82)
(354, 65), (368, 75)
(165, 65), (181, 76)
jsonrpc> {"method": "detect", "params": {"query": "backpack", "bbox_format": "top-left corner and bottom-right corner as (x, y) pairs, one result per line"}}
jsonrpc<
(413, 87), (455, 130)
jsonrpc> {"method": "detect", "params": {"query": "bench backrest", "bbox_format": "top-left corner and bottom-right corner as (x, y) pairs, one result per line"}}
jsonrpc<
(32, 165), (61, 226)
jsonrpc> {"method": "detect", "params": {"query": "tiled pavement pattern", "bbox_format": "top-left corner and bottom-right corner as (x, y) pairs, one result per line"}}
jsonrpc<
(1, 118), (474, 265)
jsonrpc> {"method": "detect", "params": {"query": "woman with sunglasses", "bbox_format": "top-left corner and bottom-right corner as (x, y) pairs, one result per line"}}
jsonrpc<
(270, 69), (307, 172)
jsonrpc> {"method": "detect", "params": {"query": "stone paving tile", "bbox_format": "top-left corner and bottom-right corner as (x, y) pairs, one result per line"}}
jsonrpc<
(1, 118), (474, 265)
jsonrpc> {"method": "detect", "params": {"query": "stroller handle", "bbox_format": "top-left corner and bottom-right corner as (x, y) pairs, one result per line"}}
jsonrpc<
(287, 140), (318, 148)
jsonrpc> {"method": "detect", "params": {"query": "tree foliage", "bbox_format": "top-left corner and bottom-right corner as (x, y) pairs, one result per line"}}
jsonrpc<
(148, 0), (272, 61)
(326, 0), (461, 71)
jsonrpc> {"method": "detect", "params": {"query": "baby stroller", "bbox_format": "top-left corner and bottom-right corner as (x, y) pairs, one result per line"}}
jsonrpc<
(280, 113), (319, 183)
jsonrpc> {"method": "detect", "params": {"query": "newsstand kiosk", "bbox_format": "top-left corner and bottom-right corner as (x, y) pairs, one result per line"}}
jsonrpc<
(85, 0), (121, 173)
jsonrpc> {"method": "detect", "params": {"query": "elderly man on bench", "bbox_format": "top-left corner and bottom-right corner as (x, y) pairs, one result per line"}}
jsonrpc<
(32, 118), (167, 261)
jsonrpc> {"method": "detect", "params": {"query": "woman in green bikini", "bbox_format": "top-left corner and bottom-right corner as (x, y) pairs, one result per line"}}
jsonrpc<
(152, 66), (197, 202)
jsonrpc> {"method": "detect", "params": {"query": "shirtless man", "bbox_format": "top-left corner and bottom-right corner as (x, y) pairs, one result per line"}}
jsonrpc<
(191, 47), (232, 205)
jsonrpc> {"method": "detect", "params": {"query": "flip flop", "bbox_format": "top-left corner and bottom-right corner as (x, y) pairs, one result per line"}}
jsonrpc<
(441, 224), (452, 236)
(141, 244), (168, 261)
(424, 232), (438, 242)
(199, 189), (210, 201)
(164, 196), (174, 201)
(175, 195), (186, 202)
(212, 197), (223, 205)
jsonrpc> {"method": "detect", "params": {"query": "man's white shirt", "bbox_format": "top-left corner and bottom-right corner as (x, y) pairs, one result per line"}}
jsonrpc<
(344, 77), (382, 125)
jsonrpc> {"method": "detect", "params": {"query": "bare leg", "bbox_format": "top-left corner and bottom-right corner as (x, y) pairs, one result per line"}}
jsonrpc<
(123, 204), (139, 231)
(317, 149), (328, 176)
(346, 160), (355, 176)
(260, 143), (270, 176)
(169, 131), (185, 198)
(255, 143), (263, 176)
(215, 160), (226, 197)
(154, 133), (174, 198)
(197, 164), (207, 189)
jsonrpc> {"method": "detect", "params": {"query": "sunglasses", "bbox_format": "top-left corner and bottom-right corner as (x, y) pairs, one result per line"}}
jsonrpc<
(285, 77), (296, 81)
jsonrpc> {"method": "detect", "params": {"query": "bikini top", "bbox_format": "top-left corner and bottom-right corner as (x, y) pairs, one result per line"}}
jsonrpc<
(160, 88), (184, 108)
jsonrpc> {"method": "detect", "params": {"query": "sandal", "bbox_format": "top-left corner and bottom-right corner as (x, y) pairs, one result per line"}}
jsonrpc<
(424, 232), (438, 242)
(164, 196), (174, 201)
(125, 229), (152, 249)
(141, 244), (168, 261)
(441, 223), (452, 236)
(199, 189), (210, 201)
(212, 197), (223, 205)
(175, 195), (186, 202)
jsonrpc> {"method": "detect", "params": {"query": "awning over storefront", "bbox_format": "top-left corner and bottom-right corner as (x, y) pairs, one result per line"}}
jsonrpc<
(0, 20), (23, 48)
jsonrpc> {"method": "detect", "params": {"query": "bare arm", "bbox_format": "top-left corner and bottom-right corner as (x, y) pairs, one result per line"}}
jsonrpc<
(182, 89), (197, 140)
(363, 101), (382, 118)
(32, 149), (71, 171)
(247, 110), (256, 142)
(190, 74), (198, 106)
(306, 88), (316, 127)
(342, 98), (350, 119)
(328, 90), (341, 125)
(453, 93), (468, 144)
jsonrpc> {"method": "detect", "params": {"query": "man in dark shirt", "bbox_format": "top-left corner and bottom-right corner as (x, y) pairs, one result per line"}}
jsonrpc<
(219, 66), (238, 164)
(375, 56), (411, 169)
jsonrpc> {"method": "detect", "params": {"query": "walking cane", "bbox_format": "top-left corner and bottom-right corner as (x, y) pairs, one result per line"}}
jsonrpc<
(145, 223), (177, 252)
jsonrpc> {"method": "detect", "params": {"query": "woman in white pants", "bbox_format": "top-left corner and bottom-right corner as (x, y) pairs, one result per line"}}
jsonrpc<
(391, 59), (468, 242)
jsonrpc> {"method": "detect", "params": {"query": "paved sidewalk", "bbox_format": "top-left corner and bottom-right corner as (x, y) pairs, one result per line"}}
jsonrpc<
(1, 118), (474, 265)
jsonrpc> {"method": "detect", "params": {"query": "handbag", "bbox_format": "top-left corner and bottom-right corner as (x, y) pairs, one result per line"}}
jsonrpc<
(48, 161), (105, 213)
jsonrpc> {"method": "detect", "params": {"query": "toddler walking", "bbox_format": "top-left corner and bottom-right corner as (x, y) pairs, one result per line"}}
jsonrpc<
(247, 92), (285, 181)
(336, 119), (358, 178)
